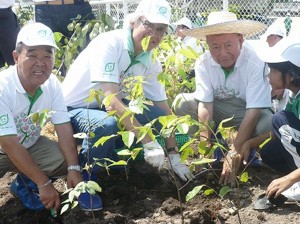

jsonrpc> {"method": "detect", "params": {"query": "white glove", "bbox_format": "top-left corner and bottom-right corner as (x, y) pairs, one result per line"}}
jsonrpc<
(144, 140), (165, 169)
(168, 153), (192, 181)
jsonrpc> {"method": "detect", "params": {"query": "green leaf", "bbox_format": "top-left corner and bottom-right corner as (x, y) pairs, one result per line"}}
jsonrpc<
(141, 36), (151, 52)
(191, 157), (216, 165)
(30, 112), (39, 124)
(131, 147), (143, 160)
(128, 97), (144, 114)
(87, 180), (102, 193)
(68, 190), (76, 202)
(219, 186), (231, 198)
(176, 123), (189, 134)
(60, 204), (69, 215)
(102, 93), (117, 108)
(118, 131), (135, 148)
(38, 109), (50, 127)
(94, 134), (117, 147)
(116, 149), (132, 156)
(178, 48), (198, 60)
(240, 171), (249, 183)
(259, 133), (272, 149)
(186, 185), (205, 202)
(53, 32), (63, 43)
(204, 188), (215, 196)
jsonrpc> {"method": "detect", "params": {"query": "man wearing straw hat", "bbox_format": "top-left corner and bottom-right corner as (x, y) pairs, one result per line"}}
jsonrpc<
(173, 11), (273, 184)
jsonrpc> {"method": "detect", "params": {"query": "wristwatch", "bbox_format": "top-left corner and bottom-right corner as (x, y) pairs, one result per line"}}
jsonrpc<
(67, 165), (82, 172)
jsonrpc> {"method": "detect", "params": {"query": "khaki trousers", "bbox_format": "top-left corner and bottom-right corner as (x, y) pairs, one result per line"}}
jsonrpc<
(0, 136), (67, 178)
(173, 93), (273, 136)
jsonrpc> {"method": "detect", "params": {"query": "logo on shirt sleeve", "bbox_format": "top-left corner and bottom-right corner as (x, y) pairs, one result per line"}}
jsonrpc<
(105, 63), (115, 73)
(0, 114), (8, 126)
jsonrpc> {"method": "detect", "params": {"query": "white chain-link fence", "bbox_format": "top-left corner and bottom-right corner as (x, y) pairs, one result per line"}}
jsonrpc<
(14, 0), (300, 38)
(90, 0), (300, 38)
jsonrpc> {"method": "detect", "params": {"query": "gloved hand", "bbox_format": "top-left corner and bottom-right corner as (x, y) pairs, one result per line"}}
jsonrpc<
(144, 140), (165, 169)
(167, 153), (192, 181)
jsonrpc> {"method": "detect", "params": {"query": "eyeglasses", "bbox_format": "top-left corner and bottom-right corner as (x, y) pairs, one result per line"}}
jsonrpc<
(139, 18), (168, 36)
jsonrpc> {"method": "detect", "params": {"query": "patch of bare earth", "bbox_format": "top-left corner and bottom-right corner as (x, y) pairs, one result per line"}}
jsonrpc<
(1, 123), (300, 223)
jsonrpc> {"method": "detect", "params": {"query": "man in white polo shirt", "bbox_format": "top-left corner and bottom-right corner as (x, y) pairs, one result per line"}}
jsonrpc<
(62, 0), (192, 182)
(0, 22), (102, 212)
(172, 11), (273, 184)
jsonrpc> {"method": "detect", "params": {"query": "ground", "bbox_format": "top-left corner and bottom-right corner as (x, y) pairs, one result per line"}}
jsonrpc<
(0, 124), (300, 224)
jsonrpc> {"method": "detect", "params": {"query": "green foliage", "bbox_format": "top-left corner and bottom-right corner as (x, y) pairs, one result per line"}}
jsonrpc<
(28, 109), (54, 128)
(219, 186), (231, 198)
(154, 34), (203, 101)
(61, 180), (102, 214)
(14, 5), (34, 27)
(239, 172), (249, 183)
(54, 13), (118, 76)
(186, 185), (206, 202)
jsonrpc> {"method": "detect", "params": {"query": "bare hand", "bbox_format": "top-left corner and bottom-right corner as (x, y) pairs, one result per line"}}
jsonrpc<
(271, 88), (285, 100)
(266, 176), (294, 199)
(38, 184), (60, 211)
(239, 141), (251, 165)
(66, 170), (83, 188)
(219, 149), (241, 186)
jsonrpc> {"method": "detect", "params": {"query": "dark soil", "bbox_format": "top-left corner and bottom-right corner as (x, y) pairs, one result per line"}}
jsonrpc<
(1, 124), (300, 224)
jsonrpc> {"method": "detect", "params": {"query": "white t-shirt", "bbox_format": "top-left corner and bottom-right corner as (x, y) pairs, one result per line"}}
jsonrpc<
(0, 66), (70, 149)
(0, 0), (14, 8)
(193, 46), (271, 109)
(62, 29), (167, 108)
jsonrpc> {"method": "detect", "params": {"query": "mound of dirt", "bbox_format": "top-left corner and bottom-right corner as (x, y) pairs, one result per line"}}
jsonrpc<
(1, 123), (300, 223)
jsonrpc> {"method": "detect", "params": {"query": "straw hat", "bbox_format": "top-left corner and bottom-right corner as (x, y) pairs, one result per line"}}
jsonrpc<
(184, 11), (266, 40)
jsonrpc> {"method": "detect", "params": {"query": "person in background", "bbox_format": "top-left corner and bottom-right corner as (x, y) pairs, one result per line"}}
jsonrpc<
(33, 0), (95, 40)
(62, 0), (192, 182)
(173, 16), (204, 81)
(0, 0), (20, 68)
(261, 24), (288, 112)
(237, 38), (300, 202)
(261, 24), (285, 48)
(172, 11), (273, 179)
(0, 22), (102, 212)
(173, 16), (203, 54)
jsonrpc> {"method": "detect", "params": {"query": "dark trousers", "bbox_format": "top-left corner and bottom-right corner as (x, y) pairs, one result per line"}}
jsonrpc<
(0, 7), (20, 67)
(261, 110), (300, 173)
(35, 1), (95, 39)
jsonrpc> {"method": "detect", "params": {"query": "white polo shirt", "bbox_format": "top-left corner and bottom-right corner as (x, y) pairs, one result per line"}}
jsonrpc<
(193, 46), (272, 109)
(0, 66), (70, 149)
(62, 29), (167, 108)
